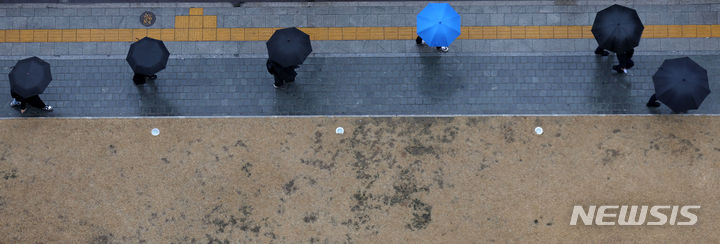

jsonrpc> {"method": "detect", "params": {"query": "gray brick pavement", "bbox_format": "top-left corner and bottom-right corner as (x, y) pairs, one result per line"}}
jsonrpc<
(0, 54), (718, 117)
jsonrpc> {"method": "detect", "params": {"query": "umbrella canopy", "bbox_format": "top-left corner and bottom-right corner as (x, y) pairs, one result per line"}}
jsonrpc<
(126, 37), (170, 75)
(416, 3), (461, 47)
(266, 27), (312, 68)
(9, 56), (52, 98)
(591, 4), (644, 53)
(652, 57), (710, 112)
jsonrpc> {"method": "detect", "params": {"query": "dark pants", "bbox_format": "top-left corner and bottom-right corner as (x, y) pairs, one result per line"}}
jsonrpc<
(616, 49), (635, 69)
(273, 74), (295, 87)
(133, 73), (156, 85)
(11, 91), (46, 109)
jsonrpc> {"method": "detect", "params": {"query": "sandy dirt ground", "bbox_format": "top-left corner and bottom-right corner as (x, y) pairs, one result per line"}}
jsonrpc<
(0, 116), (718, 243)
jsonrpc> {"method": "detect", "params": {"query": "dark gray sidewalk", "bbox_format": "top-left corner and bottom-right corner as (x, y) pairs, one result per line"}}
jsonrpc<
(1, 53), (718, 117)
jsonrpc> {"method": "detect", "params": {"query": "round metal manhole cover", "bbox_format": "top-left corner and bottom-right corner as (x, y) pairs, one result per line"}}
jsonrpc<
(140, 11), (156, 27)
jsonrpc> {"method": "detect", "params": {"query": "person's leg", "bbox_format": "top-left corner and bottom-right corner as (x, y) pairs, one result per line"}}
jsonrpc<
(646, 94), (660, 107)
(133, 73), (146, 85)
(594, 47), (609, 56)
(273, 75), (283, 88)
(9, 91), (22, 107)
(24, 95), (46, 108)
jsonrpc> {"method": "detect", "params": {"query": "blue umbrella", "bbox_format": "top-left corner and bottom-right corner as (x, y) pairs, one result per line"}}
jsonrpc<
(416, 3), (461, 47)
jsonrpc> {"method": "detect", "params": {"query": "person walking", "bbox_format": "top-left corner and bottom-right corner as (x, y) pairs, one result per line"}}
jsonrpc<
(612, 48), (635, 74)
(9, 91), (52, 113)
(133, 73), (157, 85)
(266, 59), (298, 88)
(416, 36), (449, 52)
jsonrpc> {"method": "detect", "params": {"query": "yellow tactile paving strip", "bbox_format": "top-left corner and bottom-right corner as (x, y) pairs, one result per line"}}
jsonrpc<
(0, 8), (718, 43)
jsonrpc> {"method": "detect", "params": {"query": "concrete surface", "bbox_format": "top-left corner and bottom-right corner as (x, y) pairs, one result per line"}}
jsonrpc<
(0, 116), (718, 242)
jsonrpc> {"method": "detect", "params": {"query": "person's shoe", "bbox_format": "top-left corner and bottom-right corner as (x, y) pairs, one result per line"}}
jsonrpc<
(9, 99), (21, 107)
(415, 36), (423, 45)
(438, 46), (449, 52)
(273, 83), (281, 89)
(612, 65), (625, 74)
(646, 101), (661, 107)
(41, 105), (53, 111)
(595, 50), (609, 56)
(149, 75), (157, 80)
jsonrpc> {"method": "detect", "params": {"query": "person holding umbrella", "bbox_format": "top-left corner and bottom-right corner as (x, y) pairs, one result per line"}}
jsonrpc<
(8, 56), (53, 113)
(127, 37), (170, 85)
(591, 4), (643, 74)
(647, 57), (710, 113)
(416, 3), (461, 53)
(266, 27), (312, 88)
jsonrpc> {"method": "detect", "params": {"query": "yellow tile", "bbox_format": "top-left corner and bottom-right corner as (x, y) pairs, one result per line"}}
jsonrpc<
(258, 28), (276, 40)
(90, 29), (104, 42)
(202, 28), (216, 41)
(309, 27), (328, 40)
(525, 26), (540, 39)
(468, 26), (483, 39)
(0, 30), (4, 42)
(328, 27), (342, 40)
(567, 26), (582, 39)
(133, 29), (147, 41)
(711, 25), (720, 37)
(370, 27), (384, 40)
(6, 30), (19, 42)
(398, 27), (415, 40)
(552, 26), (567, 38)
(581, 26), (593, 38)
(75, 29), (90, 42)
(681, 25), (697, 38)
(216, 28), (230, 41)
(175, 16), (189, 29)
(652, 25), (668, 38)
(496, 26), (511, 39)
(342, 27), (356, 40)
(667, 25), (682, 37)
(641, 25), (654, 38)
(33, 29), (48, 42)
(117, 29), (133, 42)
(20, 30), (33, 42)
(510, 26), (525, 39)
(161, 29), (175, 41)
(203, 16), (217, 28)
(696, 25), (711, 37)
(383, 27), (399, 40)
(102, 29), (117, 42)
(61, 29), (76, 42)
(188, 28), (202, 41)
(189, 8), (203, 16)
(244, 28), (258, 41)
(483, 26), (497, 39)
(457, 27), (469, 39)
(147, 29), (162, 40)
(174, 28), (188, 41)
(537, 26), (553, 39)
(230, 28), (244, 41)
(189, 16), (203, 28)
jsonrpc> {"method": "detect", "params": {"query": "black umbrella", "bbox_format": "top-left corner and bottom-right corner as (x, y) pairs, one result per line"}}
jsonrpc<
(652, 57), (710, 112)
(591, 4), (644, 52)
(126, 37), (170, 75)
(9, 56), (52, 98)
(266, 27), (312, 68)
